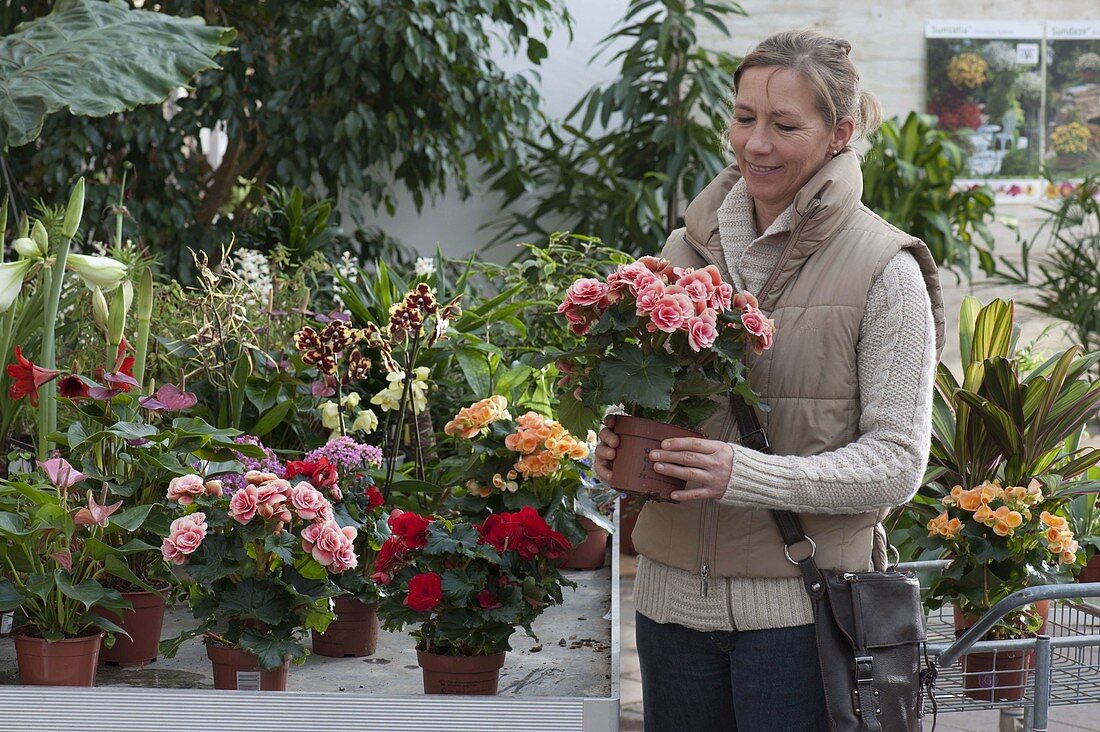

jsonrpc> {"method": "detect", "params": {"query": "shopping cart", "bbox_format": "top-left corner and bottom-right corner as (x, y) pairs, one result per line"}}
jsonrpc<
(900, 560), (1100, 731)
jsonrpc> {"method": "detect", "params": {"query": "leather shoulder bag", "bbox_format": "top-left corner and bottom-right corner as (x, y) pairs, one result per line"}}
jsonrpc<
(731, 395), (937, 731)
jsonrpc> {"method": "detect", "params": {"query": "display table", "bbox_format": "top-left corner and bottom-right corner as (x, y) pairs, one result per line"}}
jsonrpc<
(0, 528), (621, 731)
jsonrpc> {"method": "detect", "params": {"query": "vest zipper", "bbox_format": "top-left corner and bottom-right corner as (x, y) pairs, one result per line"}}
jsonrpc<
(699, 500), (717, 598)
(755, 198), (821, 306)
(682, 231), (724, 272)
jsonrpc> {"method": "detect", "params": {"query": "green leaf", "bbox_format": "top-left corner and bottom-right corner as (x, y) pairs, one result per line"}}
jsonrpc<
(0, 511), (29, 536)
(218, 579), (291, 625)
(108, 422), (159, 441)
(238, 626), (308, 670)
(597, 348), (677, 412)
(0, 580), (24, 611)
(106, 504), (155, 532)
(250, 399), (294, 437)
(55, 569), (118, 610)
(0, 0), (235, 151)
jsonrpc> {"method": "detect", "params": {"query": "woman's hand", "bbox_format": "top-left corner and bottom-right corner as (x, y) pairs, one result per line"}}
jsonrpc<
(649, 437), (734, 502)
(593, 416), (619, 486)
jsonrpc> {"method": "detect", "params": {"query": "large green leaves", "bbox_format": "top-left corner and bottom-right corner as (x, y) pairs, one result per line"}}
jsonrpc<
(0, 0), (235, 150)
(597, 348), (678, 413)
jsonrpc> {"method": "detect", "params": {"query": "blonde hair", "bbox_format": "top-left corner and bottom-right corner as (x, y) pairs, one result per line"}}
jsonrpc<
(731, 29), (883, 141)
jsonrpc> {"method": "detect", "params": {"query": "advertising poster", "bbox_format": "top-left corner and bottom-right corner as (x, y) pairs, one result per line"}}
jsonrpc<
(1045, 22), (1100, 181)
(925, 20), (1045, 199)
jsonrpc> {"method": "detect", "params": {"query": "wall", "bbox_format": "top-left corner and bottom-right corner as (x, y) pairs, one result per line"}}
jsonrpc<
(360, 0), (1098, 261)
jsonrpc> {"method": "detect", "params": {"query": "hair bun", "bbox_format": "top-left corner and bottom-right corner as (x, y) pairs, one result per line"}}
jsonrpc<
(835, 39), (852, 56)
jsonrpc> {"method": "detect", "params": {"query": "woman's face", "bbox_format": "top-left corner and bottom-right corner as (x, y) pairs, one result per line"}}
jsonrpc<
(728, 66), (852, 224)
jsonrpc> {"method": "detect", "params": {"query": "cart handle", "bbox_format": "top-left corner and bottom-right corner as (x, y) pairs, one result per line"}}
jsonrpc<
(935, 582), (1100, 668)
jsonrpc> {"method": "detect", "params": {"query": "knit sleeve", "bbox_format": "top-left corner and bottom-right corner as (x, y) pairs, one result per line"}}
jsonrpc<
(719, 249), (937, 514)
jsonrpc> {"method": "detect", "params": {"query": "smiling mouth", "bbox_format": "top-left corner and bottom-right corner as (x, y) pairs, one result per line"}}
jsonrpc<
(747, 162), (781, 174)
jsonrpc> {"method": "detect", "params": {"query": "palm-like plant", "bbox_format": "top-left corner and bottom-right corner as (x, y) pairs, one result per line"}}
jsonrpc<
(927, 297), (1100, 492)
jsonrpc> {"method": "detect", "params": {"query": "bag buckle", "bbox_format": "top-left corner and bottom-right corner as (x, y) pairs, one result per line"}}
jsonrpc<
(738, 428), (770, 453)
(855, 655), (874, 682)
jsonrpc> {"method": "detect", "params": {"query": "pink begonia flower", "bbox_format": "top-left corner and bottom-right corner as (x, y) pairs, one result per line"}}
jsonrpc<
(205, 479), (223, 497)
(329, 543), (359, 573)
(166, 513), (207, 555)
(161, 538), (186, 565)
(289, 481), (333, 521)
(244, 470), (279, 485)
(713, 283), (733, 311)
(634, 281), (667, 315)
(37, 458), (86, 490)
(308, 521), (358, 568)
(732, 292), (759, 311)
(608, 262), (659, 295)
(167, 474), (206, 505)
(686, 316), (719, 352)
(253, 481), (291, 521)
(741, 307), (773, 338)
(230, 484), (260, 524)
(637, 256), (673, 280)
(564, 278), (610, 307)
(648, 291), (695, 333)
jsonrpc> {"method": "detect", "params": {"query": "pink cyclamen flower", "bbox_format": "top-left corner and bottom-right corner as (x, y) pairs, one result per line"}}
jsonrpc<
(686, 316), (719, 352)
(564, 278), (610, 307)
(289, 481), (333, 521)
(167, 474), (206, 505)
(229, 484), (260, 524)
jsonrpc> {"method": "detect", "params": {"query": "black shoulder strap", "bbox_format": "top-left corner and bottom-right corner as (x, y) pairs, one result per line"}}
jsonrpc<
(730, 394), (826, 600)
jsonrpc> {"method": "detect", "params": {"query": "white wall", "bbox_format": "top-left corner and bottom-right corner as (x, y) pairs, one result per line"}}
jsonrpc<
(359, 0), (630, 261)
(360, 0), (1099, 261)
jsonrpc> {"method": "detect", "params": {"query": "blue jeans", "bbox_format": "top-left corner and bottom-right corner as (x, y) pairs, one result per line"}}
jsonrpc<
(636, 612), (828, 732)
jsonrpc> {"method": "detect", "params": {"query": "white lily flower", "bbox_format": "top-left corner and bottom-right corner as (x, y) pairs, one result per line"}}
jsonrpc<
(67, 253), (128, 291)
(0, 259), (32, 313)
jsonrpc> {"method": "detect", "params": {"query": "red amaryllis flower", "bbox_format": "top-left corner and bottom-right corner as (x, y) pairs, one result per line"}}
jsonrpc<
(404, 572), (442, 612)
(388, 509), (431, 549)
(57, 374), (91, 400)
(6, 346), (60, 406)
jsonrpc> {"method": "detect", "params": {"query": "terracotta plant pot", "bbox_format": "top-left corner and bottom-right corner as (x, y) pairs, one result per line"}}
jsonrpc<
(99, 590), (167, 668)
(610, 415), (703, 502)
(952, 600), (1049, 702)
(1078, 553), (1100, 584)
(311, 597), (379, 657)
(416, 650), (505, 695)
(561, 517), (610, 570)
(14, 633), (103, 687)
(206, 640), (290, 691)
(961, 649), (1034, 702)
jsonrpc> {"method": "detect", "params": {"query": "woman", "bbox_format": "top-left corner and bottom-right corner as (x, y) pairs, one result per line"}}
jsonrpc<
(594, 30), (945, 731)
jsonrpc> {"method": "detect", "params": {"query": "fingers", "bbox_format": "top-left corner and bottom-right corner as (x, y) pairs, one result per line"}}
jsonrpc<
(598, 426), (619, 448)
(658, 437), (720, 453)
(670, 487), (719, 502)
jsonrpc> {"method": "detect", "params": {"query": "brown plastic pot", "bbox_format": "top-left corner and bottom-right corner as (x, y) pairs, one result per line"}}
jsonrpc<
(311, 597), (379, 657)
(953, 600), (1048, 702)
(610, 415), (704, 502)
(1078, 554), (1100, 584)
(15, 633), (104, 686)
(99, 590), (167, 668)
(206, 640), (290, 691)
(561, 517), (610, 570)
(416, 650), (505, 695)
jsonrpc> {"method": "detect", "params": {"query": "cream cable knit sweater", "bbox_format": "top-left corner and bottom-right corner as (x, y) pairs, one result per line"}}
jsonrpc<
(634, 178), (937, 632)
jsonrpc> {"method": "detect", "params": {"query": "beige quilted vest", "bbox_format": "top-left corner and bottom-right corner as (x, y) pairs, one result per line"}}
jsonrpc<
(631, 151), (945, 580)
